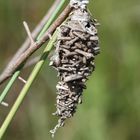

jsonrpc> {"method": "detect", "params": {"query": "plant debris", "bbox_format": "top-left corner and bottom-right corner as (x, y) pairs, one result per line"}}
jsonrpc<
(49, 1), (100, 137)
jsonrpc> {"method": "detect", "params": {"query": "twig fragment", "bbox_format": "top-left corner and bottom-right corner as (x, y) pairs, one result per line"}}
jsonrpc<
(18, 76), (27, 84)
(23, 21), (35, 45)
(1, 101), (9, 107)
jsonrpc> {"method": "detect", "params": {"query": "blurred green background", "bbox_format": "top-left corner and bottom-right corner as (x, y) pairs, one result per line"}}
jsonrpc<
(0, 0), (140, 140)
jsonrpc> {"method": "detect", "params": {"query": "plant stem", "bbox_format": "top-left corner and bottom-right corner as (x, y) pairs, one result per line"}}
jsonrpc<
(0, 31), (58, 139)
(0, 71), (20, 104)
(37, 0), (66, 40)
(0, 0), (67, 104)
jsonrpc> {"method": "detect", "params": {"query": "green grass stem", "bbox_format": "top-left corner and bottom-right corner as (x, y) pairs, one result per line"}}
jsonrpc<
(36, 0), (66, 40)
(0, 71), (20, 104)
(0, 31), (58, 139)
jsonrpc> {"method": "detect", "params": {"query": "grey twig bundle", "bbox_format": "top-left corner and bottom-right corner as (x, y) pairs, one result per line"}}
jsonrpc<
(50, 1), (100, 137)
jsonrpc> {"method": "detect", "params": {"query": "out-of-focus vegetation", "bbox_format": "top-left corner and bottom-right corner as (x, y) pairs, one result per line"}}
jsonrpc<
(0, 0), (140, 140)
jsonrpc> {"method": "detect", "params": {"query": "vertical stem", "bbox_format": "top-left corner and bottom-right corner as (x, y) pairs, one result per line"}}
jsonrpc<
(0, 31), (58, 139)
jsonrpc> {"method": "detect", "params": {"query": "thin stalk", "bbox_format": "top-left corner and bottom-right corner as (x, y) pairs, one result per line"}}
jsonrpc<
(0, 71), (20, 103)
(0, 31), (58, 139)
(0, 0), (66, 104)
(37, 0), (66, 40)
